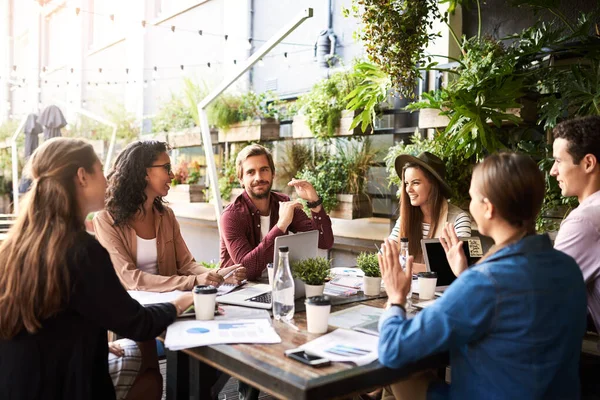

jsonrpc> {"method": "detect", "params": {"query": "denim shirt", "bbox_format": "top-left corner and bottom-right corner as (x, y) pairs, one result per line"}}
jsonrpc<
(378, 234), (586, 400)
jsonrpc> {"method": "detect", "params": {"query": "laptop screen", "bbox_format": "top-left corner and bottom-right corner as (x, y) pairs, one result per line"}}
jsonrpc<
(421, 238), (483, 287)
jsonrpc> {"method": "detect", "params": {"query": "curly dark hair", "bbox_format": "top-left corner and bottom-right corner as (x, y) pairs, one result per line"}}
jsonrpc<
(106, 140), (170, 226)
(553, 116), (600, 164)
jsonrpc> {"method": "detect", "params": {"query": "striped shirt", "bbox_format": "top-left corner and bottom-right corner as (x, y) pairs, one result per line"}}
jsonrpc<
(389, 211), (472, 242)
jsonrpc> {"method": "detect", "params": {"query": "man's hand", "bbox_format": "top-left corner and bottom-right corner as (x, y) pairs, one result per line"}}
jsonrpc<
(440, 222), (468, 277)
(108, 342), (124, 358)
(288, 179), (322, 212)
(288, 179), (318, 202)
(276, 200), (302, 232)
(378, 238), (413, 306)
(219, 264), (247, 285)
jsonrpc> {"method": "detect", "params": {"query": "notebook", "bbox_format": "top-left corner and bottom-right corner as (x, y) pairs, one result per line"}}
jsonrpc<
(217, 230), (319, 309)
(421, 237), (483, 293)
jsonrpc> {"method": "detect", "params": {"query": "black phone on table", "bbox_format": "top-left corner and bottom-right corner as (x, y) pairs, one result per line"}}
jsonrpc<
(284, 348), (331, 367)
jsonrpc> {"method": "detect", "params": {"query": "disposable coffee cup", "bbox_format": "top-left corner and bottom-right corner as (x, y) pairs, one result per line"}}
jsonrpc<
(305, 295), (331, 334)
(193, 285), (217, 321)
(266, 263), (275, 288)
(417, 272), (437, 300)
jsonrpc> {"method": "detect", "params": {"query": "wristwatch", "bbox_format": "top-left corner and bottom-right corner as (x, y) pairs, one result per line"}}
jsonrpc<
(390, 303), (407, 313)
(306, 196), (323, 209)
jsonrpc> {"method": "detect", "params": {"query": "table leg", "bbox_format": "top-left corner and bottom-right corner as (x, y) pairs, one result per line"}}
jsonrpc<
(166, 349), (190, 400)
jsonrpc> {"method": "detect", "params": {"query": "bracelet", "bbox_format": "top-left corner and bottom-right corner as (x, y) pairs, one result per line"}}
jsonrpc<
(306, 196), (323, 209)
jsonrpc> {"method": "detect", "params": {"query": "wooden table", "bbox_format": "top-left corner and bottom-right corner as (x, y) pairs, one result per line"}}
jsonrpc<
(163, 296), (447, 400)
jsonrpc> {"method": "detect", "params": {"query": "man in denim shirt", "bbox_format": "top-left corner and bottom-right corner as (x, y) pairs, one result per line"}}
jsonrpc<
(378, 153), (586, 400)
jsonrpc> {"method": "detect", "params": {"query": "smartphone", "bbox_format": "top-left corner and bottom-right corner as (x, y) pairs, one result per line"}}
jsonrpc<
(284, 348), (331, 367)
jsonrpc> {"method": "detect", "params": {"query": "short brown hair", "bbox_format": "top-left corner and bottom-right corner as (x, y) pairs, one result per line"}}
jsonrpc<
(236, 144), (276, 180)
(553, 116), (600, 164)
(472, 152), (544, 234)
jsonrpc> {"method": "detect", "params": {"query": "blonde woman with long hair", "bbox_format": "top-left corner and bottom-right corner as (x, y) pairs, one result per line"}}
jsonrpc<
(0, 138), (192, 400)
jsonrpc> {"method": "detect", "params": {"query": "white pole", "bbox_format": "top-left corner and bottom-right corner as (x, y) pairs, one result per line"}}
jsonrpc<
(105, 126), (118, 175)
(199, 8), (313, 232)
(10, 116), (27, 214)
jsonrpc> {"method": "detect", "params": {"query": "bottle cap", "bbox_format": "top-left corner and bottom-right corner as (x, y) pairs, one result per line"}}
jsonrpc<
(193, 285), (217, 294)
(279, 246), (289, 253)
(400, 237), (409, 243)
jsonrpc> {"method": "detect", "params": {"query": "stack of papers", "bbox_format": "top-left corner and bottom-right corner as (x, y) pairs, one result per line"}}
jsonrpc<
(300, 329), (378, 366)
(328, 305), (383, 330)
(128, 290), (185, 305)
(165, 319), (281, 350)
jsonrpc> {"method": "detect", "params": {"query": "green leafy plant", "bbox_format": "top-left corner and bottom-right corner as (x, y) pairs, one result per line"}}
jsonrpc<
(297, 70), (358, 140)
(199, 260), (221, 269)
(356, 252), (380, 278)
(345, 61), (392, 133)
(298, 138), (376, 212)
(276, 141), (314, 193)
(345, 0), (442, 98)
(291, 257), (331, 285)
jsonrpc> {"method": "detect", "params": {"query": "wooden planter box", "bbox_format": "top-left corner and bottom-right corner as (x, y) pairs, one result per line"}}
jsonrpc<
(165, 184), (207, 203)
(329, 193), (373, 220)
(292, 111), (371, 139)
(167, 126), (219, 148)
(418, 101), (537, 130)
(218, 119), (280, 143)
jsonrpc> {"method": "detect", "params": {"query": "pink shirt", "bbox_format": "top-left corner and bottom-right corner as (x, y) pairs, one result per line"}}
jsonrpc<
(554, 190), (600, 329)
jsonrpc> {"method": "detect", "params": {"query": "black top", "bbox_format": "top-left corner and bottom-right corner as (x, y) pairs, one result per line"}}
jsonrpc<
(0, 232), (177, 400)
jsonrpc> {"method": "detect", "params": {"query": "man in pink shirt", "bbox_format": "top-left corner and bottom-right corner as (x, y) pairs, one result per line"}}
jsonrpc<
(551, 116), (600, 332)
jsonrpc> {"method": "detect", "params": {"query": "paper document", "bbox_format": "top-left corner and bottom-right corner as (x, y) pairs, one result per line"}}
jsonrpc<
(300, 329), (378, 366)
(328, 305), (383, 330)
(329, 275), (363, 289)
(215, 305), (270, 321)
(323, 283), (359, 297)
(128, 290), (186, 305)
(165, 319), (281, 350)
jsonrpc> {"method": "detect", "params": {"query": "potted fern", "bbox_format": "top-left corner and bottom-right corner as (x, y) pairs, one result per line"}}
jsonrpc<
(292, 257), (331, 298)
(357, 252), (381, 296)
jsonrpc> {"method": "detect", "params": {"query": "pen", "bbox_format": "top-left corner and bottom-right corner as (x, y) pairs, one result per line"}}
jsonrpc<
(222, 267), (240, 280)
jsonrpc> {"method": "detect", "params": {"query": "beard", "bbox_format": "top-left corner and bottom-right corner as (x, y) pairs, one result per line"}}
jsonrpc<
(247, 180), (272, 199)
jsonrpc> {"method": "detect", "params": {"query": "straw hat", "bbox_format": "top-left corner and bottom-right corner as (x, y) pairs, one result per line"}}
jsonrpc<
(394, 152), (453, 199)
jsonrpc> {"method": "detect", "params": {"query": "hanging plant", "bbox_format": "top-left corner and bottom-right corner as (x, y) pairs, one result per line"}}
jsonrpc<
(345, 0), (442, 98)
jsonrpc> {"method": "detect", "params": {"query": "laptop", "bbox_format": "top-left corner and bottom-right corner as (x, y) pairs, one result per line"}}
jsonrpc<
(421, 237), (483, 294)
(217, 230), (319, 309)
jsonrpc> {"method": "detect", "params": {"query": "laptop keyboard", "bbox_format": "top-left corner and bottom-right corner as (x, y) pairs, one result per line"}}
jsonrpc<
(246, 292), (272, 304)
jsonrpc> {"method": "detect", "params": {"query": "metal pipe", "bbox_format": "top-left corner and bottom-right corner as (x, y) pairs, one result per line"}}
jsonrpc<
(199, 8), (313, 232)
(10, 116), (27, 214)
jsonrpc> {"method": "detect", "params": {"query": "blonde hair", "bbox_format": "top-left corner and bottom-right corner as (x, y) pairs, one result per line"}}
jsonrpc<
(236, 144), (275, 180)
(0, 137), (98, 339)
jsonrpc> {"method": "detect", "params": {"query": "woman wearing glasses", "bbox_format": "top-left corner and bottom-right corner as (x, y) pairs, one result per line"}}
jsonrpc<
(94, 140), (245, 291)
(94, 140), (245, 399)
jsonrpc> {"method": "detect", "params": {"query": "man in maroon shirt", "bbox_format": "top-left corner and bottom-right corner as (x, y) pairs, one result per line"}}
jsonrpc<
(219, 144), (334, 281)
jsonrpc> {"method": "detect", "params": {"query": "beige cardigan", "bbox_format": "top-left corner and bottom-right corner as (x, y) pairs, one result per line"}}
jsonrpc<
(93, 207), (209, 292)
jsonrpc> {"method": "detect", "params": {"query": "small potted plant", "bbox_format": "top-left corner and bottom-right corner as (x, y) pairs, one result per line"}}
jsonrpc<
(292, 257), (331, 298)
(357, 252), (381, 296)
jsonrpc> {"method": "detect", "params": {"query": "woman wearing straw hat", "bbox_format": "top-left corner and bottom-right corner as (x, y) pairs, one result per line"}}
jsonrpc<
(389, 151), (472, 272)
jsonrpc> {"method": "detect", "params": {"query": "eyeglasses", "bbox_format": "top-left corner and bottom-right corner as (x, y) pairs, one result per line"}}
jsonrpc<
(149, 163), (172, 174)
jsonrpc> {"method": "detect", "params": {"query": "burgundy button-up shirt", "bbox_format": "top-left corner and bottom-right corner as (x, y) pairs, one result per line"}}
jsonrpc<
(219, 191), (334, 280)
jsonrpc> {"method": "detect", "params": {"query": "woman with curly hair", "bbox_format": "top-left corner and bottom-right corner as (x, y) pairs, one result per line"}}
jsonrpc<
(94, 140), (246, 291)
